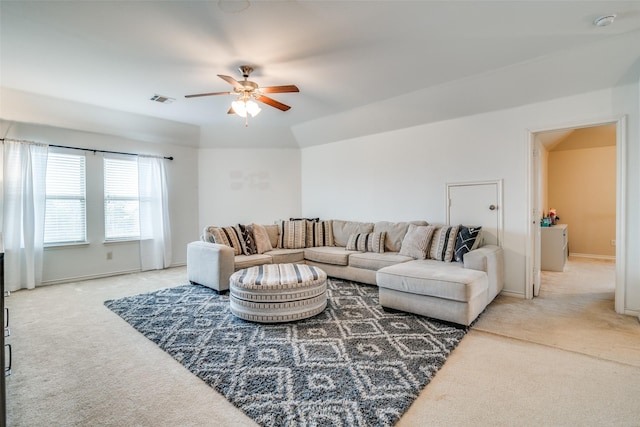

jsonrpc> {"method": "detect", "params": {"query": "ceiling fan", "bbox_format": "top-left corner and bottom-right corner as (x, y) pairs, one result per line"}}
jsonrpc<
(185, 65), (299, 120)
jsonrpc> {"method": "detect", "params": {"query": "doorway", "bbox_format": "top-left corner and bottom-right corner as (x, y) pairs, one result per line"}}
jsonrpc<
(527, 117), (626, 314)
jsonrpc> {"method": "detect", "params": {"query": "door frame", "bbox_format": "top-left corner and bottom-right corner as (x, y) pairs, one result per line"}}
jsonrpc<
(525, 115), (626, 313)
(446, 179), (504, 247)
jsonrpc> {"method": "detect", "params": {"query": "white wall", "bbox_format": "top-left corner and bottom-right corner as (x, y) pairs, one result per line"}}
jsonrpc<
(1, 122), (199, 284)
(197, 148), (301, 229)
(301, 84), (639, 312)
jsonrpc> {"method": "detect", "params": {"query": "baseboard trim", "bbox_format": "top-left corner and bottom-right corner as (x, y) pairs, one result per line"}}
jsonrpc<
(41, 263), (186, 286)
(500, 289), (524, 298)
(569, 253), (616, 261)
(42, 269), (142, 286)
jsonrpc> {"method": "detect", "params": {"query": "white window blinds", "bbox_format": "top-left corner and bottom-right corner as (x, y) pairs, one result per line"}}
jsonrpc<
(44, 152), (87, 245)
(104, 157), (140, 240)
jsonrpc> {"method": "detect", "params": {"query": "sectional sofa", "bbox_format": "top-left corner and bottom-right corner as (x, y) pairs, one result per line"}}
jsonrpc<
(187, 219), (504, 326)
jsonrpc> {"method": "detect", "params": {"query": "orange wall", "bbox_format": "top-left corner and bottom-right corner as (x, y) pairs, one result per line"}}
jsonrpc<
(547, 127), (616, 257)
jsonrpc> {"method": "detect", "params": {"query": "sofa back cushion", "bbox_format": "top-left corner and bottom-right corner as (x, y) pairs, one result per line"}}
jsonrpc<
(345, 231), (386, 253)
(306, 220), (335, 247)
(373, 220), (428, 252)
(428, 225), (460, 262)
(332, 220), (374, 247)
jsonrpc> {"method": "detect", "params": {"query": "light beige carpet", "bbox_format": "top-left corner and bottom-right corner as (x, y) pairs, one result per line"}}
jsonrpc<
(6, 258), (640, 426)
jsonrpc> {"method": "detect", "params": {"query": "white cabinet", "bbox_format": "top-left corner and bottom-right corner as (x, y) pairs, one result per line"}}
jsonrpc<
(541, 224), (568, 272)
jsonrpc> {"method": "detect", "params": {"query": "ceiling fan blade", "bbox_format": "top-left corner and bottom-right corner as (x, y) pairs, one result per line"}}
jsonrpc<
(185, 91), (231, 98)
(260, 85), (300, 94)
(255, 95), (291, 111)
(218, 74), (244, 90)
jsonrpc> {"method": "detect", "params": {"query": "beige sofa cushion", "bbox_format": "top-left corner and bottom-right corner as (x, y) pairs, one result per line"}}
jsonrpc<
(234, 254), (273, 270)
(332, 220), (374, 247)
(304, 246), (361, 266)
(266, 248), (305, 264)
(349, 252), (413, 271)
(376, 259), (487, 303)
(373, 221), (428, 252)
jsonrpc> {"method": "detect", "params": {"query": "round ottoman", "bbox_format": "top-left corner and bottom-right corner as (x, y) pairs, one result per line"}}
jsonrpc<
(229, 263), (327, 323)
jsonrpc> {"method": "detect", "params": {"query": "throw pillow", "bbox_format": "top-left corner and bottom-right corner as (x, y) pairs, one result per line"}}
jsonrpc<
(398, 224), (436, 259)
(306, 220), (335, 247)
(278, 220), (307, 249)
(428, 225), (460, 262)
(263, 224), (280, 248)
(251, 223), (273, 254)
(454, 226), (483, 262)
(237, 224), (258, 256)
(208, 226), (245, 256)
(290, 217), (320, 222)
(345, 232), (386, 253)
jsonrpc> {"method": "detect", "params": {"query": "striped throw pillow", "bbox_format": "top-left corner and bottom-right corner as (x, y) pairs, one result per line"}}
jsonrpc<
(345, 232), (386, 253)
(306, 220), (335, 247)
(278, 220), (307, 249)
(428, 225), (460, 262)
(208, 226), (246, 256)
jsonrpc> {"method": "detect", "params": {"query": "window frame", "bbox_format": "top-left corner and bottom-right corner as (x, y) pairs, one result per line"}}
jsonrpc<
(43, 149), (88, 247)
(103, 155), (140, 242)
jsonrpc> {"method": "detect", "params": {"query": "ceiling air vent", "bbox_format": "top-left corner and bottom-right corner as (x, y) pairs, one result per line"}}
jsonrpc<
(150, 94), (175, 104)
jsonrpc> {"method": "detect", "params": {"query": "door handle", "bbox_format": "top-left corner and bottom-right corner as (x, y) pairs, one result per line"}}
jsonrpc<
(489, 205), (497, 211)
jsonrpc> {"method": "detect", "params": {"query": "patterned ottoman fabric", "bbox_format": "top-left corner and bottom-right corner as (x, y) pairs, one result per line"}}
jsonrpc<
(230, 263), (328, 323)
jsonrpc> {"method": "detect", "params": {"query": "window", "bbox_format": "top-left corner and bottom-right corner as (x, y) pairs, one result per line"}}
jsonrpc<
(104, 157), (139, 241)
(44, 152), (87, 245)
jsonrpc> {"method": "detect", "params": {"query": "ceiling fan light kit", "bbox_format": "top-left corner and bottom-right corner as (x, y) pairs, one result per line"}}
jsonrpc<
(231, 98), (261, 118)
(185, 65), (299, 127)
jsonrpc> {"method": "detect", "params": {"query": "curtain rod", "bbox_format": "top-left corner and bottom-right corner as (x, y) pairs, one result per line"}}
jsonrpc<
(0, 138), (173, 161)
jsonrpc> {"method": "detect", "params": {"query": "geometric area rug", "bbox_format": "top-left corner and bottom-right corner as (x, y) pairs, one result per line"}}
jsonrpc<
(104, 278), (468, 427)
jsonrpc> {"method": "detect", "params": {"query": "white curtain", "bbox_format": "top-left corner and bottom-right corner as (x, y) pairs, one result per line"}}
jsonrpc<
(2, 140), (48, 291)
(138, 156), (172, 271)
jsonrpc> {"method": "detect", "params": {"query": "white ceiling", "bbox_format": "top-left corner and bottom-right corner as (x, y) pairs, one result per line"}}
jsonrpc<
(2, 1), (640, 148)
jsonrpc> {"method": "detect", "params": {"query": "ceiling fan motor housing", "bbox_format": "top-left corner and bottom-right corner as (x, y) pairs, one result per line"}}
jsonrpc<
(238, 80), (259, 92)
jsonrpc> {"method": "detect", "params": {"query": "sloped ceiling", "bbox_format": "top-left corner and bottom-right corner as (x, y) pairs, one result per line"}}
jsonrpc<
(1, 1), (640, 148)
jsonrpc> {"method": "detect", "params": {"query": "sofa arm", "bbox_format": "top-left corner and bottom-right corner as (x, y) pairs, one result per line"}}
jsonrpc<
(187, 241), (235, 292)
(464, 245), (504, 302)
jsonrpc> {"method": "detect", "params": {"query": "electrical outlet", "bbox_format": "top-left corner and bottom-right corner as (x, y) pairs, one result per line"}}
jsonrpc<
(610, 240), (616, 246)
(106, 251), (113, 260)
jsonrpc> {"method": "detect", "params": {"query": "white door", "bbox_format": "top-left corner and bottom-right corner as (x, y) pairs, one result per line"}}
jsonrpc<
(447, 181), (502, 247)
(532, 143), (543, 296)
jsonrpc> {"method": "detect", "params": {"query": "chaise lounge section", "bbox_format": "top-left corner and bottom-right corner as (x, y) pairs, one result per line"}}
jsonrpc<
(187, 219), (503, 325)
